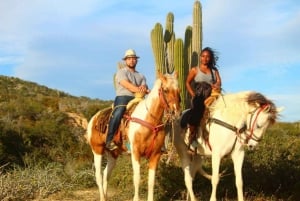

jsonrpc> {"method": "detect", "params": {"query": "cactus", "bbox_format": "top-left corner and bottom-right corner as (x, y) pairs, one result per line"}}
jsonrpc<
(113, 62), (127, 89)
(150, 0), (202, 109)
(166, 33), (175, 73)
(191, 0), (202, 67)
(164, 13), (175, 73)
(184, 25), (193, 71)
(164, 12), (174, 43)
(174, 39), (187, 109)
(151, 23), (165, 77)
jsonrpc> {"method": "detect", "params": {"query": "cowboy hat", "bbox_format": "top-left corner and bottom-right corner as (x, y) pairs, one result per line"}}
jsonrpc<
(123, 49), (140, 60)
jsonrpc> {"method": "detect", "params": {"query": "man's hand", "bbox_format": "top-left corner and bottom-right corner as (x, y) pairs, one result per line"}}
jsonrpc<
(138, 85), (149, 93)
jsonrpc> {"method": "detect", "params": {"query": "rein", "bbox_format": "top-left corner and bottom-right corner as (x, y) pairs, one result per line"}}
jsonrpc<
(208, 118), (247, 134)
(159, 87), (171, 110)
(208, 104), (269, 149)
(244, 104), (269, 143)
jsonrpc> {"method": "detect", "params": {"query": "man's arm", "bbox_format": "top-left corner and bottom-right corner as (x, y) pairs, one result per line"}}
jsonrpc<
(120, 80), (149, 93)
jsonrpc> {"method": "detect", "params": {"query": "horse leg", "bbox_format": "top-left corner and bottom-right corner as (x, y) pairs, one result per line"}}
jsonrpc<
(184, 164), (197, 201)
(147, 154), (161, 201)
(93, 153), (106, 201)
(175, 140), (197, 201)
(232, 149), (245, 201)
(210, 152), (221, 201)
(102, 153), (117, 199)
(131, 153), (141, 201)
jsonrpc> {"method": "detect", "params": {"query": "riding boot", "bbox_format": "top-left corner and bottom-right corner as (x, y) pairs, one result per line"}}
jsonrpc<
(106, 141), (118, 151)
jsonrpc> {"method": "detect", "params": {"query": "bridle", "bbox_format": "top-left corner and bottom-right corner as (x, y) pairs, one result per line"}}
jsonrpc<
(242, 104), (269, 144)
(125, 82), (180, 158)
(145, 83), (179, 122)
(208, 104), (270, 147)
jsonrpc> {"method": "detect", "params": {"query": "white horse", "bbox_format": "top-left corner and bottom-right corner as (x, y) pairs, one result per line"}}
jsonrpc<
(174, 91), (282, 201)
(86, 73), (181, 201)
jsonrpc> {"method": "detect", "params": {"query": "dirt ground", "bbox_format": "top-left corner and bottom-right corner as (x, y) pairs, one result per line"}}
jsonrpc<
(33, 187), (141, 201)
(33, 188), (99, 201)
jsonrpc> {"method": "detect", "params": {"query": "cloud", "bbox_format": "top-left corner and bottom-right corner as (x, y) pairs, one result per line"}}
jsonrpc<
(203, 0), (300, 67)
(0, 0), (299, 122)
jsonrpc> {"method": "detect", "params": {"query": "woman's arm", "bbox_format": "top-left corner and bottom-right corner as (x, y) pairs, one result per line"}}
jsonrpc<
(186, 68), (197, 97)
(212, 70), (222, 89)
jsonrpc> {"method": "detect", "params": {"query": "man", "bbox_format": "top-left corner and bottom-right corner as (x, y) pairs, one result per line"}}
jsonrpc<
(106, 49), (149, 150)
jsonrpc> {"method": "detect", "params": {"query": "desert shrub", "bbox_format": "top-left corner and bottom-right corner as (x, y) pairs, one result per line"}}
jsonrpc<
(0, 163), (67, 200)
(0, 161), (96, 201)
(243, 123), (300, 200)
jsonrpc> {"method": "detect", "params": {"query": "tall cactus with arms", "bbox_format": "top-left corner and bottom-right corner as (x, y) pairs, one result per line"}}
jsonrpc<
(151, 23), (165, 77)
(150, 0), (202, 109)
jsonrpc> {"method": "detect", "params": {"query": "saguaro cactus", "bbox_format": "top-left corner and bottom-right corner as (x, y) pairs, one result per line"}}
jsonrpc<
(191, 0), (202, 67)
(174, 39), (187, 109)
(150, 0), (202, 109)
(151, 23), (165, 77)
(164, 13), (175, 73)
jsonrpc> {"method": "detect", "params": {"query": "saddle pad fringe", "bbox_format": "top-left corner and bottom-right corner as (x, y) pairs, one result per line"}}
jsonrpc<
(95, 107), (112, 133)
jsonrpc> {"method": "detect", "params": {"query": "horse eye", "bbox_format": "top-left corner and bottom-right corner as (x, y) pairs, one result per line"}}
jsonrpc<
(256, 124), (262, 129)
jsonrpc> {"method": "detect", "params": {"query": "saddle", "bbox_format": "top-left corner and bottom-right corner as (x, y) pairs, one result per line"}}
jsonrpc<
(94, 95), (144, 149)
(180, 89), (218, 152)
(204, 88), (221, 107)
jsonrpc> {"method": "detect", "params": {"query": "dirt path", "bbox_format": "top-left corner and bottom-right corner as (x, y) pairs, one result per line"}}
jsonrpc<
(33, 188), (99, 201)
(33, 187), (138, 201)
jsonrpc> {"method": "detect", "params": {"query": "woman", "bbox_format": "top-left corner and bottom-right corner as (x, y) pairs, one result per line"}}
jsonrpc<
(185, 47), (222, 148)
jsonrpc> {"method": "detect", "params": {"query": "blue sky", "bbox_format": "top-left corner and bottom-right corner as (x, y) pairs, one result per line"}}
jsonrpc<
(0, 0), (299, 122)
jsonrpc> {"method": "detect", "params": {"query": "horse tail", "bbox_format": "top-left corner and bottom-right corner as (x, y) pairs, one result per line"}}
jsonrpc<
(86, 114), (96, 143)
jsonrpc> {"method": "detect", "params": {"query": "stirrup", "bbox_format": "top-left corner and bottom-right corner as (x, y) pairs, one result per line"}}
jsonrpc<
(187, 140), (198, 154)
(106, 141), (118, 151)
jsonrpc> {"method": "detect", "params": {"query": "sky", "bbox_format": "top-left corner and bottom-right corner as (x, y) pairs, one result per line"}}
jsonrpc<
(0, 0), (299, 122)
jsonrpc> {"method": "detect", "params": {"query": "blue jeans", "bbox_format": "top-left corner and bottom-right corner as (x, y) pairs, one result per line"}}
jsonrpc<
(106, 96), (134, 144)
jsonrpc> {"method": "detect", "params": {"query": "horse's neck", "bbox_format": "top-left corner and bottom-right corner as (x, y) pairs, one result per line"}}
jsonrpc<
(142, 84), (165, 123)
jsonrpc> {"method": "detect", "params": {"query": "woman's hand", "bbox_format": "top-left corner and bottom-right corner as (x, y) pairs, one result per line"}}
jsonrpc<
(212, 83), (221, 90)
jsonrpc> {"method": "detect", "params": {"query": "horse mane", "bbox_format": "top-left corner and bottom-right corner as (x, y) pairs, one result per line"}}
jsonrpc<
(146, 77), (162, 100)
(246, 92), (278, 124)
(210, 91), (278, 124)
(147, 73), (178, 99)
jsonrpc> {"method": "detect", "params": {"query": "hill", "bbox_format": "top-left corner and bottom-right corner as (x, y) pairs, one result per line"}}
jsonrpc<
(1, 75), (300, 201)
(0, 75), (112, 168)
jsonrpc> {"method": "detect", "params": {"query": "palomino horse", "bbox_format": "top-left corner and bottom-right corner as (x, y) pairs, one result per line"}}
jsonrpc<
(174, 91), (282, 201)
(86, 73), (181, 201)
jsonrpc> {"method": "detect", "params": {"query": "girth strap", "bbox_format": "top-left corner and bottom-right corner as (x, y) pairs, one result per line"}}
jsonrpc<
(124, 115), (164, 133)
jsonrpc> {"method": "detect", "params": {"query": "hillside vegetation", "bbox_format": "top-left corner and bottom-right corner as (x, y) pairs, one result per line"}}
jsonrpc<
(0, 75), (300, 201)
(0, 75), (111, 169)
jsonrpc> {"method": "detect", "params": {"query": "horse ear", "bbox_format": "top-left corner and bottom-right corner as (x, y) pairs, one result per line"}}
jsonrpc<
(158, 72), (166, 82)
(174, 71), (178, 79)
(276, 106), (284, 113)
(263, 104), (271, 112)
(156, 70), (162, 78)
